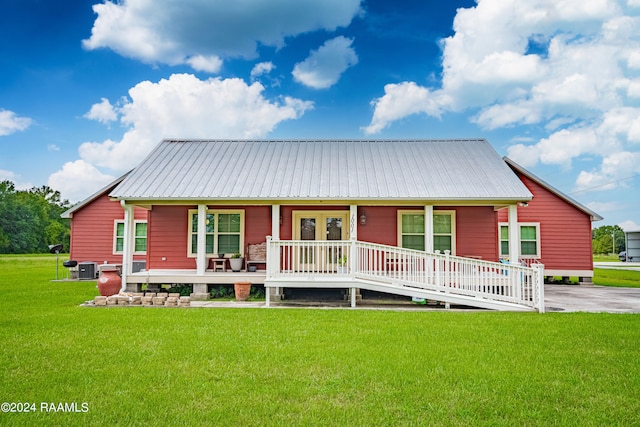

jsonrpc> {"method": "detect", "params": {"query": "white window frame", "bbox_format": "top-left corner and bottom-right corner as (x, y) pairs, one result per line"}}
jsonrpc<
(187, 209), (245, 258)
(397, 210), (456, 255)
(498, 222), (541, 259)
(113, 220), (147, 255)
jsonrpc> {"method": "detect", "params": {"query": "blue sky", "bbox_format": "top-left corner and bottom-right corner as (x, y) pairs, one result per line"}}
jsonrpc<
(1, 0), (639, 230)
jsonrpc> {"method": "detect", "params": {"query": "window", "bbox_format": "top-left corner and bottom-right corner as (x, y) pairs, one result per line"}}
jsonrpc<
(433, 213), (453, 253)
(398, 210), (456, 254)
(499, 223), (540, 258)
(401, 213), (425, 250)
(188, 210), (244, 256)
(114, 221), (147, 254)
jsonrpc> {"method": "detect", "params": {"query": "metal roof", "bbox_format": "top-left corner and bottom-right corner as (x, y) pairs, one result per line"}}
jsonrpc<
(110, 139), (533, 201)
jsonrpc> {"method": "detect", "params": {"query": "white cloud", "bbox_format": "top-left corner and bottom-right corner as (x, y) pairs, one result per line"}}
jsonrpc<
(0, 170), (32, 190)
(363, 82), (449, 134)
(48, 160), (115, 203)
(365, 0), (640, 202)
(48, 144), (60, 152)
(250, 62), (275, 81)
(186, 55), (223, 73)
(84, 98), (118, 124)
(0, 109), (32, 136)
(575, 151), (640, 192)
(50, 73), (312, 196)
(83, 0), (363, 71)
(619, 220), (640, 231)
(292, 36), (358, 89)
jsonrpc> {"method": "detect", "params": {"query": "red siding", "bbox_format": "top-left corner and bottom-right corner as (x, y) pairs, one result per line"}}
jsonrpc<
(497, 172), (594, 271)
(146, 205), (273, 270)
(454, 206), (499, 261)
(69, 195), (147, 263)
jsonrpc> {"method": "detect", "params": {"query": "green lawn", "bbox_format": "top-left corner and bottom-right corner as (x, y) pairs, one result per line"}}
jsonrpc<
(1, 256), (640, 426)
(594, 268), (640, 288)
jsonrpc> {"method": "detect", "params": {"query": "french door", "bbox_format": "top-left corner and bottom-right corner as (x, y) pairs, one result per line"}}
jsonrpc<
(292, 211), (349, 271)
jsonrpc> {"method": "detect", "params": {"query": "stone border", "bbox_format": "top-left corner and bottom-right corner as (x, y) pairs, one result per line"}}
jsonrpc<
(88, 292), (191, 307)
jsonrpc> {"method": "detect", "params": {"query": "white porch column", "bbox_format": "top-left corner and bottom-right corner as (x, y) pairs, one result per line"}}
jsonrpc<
(120, 201), (135, 292)
(508, 204), (520, 265)
(270, 205), (281, 300)
(196, 204), (207, 275)
(271, 204), (280, 240)
(349, 205), (358, 240)
(424, 205), (434, 253)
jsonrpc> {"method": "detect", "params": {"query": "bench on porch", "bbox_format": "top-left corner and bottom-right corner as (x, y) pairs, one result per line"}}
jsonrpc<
(246, 242), (267, 271)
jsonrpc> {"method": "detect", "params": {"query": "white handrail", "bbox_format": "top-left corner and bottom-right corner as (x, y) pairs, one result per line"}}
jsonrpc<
(266, 239), (544, 312)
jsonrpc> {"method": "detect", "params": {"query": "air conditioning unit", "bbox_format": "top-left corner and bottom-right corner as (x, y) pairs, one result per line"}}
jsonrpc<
(78, 262), (98, 280)
(131, 261), (146, 273)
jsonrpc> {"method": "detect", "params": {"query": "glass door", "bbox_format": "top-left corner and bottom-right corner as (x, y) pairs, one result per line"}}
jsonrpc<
(293, 211), (349, 271)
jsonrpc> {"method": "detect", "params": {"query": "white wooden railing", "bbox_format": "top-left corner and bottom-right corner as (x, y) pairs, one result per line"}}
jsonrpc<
(266, 237), (545, 312)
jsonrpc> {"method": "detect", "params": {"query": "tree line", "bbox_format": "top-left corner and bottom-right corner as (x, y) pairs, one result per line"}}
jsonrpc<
(592, 225), (626, 255)
(0, 180), (71, 254)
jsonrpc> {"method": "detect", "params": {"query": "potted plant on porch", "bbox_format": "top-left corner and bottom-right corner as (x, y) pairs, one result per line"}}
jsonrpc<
(337, 254), (348, 274)
(229, 253), (244, 272)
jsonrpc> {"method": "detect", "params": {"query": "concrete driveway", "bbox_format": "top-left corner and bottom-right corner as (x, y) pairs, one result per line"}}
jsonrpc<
(545, 285), (640, 313)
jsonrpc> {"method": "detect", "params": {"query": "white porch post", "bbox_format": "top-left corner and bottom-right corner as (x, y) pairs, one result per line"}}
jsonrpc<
(120, 201), (135, 293)
(508, 204), (521, 300)
(508, 204), (520, 265)
(350, 204), (359, 307)
(196, 204), (207, 275)
(271, 204), (280, 239)
(270, 205), (281, 301)
(349, 205), (358, 240)
(424, 205), (434, 253)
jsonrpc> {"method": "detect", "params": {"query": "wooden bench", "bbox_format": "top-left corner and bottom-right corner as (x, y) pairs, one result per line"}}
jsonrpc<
(246, 242), (267, 270)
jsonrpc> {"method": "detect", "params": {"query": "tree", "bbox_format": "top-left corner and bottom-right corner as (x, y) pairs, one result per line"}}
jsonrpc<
(592, 225), (625, 255)
(0, 180), (71, 253)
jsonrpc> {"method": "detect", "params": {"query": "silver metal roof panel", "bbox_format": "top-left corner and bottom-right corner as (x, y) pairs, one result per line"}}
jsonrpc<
(111, 139), (533, 201)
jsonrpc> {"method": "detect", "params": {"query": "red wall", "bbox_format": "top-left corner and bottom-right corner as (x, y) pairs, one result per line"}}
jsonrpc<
(497, 172), (594, 271)
(69, 194), (147, 263)
(147, 205), (272, 270)
(357, 206), (499, 261)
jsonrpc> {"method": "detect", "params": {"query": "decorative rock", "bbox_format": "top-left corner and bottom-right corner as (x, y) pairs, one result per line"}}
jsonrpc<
(94, 296), (107, 306)
(106, 296), (118, 306)
(131, 296), (142, 305)
(168, 293), (180, 298)
(132, 292), (144, 297)
(141, 296), (153, 306)
(165, 297), (179, 307)
(152, 297), (166, 306)
(118, 296), (130, 306)
(145, 292), (156, 297)
(179, 296), (191, 307)
(157, 292), (168, 298)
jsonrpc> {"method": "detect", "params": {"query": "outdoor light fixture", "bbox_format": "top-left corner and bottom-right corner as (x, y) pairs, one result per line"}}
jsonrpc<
(359, 210), (367, 225)
(518, 202), (529, 207)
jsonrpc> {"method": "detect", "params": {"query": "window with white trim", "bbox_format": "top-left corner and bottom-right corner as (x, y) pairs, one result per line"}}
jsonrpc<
(188, 210), (244, 257)
(114, 221), (147, 254)
(398, 210), (456, 254)
(499, 223), (540, 258)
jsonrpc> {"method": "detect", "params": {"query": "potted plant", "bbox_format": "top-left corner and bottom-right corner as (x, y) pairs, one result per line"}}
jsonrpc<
(233, 281), (251, 301)
(337, 254), (348, 274)
(229, 252), (244, 272)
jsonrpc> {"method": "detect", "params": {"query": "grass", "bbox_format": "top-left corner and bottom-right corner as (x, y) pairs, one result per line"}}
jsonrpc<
(1, 255), (640, 425)
(594, 268), (640, 288)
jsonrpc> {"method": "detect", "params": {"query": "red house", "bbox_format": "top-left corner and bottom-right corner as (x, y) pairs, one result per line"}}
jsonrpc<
(63, 139), (601, 312)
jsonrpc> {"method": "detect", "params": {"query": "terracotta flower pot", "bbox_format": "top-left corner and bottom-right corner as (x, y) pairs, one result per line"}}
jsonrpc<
(98, 267), (122, 296)
(234, 281), (251, 301)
